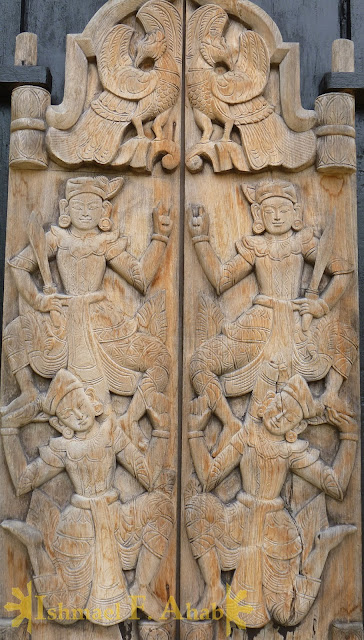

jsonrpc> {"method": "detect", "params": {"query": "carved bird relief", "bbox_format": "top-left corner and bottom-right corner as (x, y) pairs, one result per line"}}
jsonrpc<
(186, 4), (316, 173)
(47, 0), (182, 169)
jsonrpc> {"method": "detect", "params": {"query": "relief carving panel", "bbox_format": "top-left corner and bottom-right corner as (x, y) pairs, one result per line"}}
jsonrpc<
(182, 1), (361, 639)
(1, 1), (182, 638)
(0, 0), (362, 639)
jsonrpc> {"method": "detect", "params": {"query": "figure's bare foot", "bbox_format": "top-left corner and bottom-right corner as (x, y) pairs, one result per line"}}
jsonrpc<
(2, 519), (42, 549)
(189, 396), (211, 432)
(211, 416), (242, 458)
(0, 389), (38, 417)
(197, 582), (225, 613)
(130, 582), (165, 620)
(315, 524), (356, 554)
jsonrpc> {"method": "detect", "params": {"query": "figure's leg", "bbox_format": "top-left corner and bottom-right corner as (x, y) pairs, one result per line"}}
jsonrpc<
(185, 493), (225, 611)
(1, 519), (55, 577)
(118, 335), (171, 448)
(132, 115), (145, 138)
(1, 319), (37, 415)
(316, 319), (358, 413)
(221, 119), (234, 142)
(129, 491), (174, 620)
(321, 369), (352, 413)
(194, 108), (213, 143)
(152, 108), (172, 139)
(303, 524), (356, 579)
(190, 336), (242, 448)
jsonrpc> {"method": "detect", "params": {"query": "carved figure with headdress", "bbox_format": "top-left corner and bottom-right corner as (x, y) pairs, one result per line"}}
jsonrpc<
(2, 175), (173, 451)
(188, 179), (357, 455)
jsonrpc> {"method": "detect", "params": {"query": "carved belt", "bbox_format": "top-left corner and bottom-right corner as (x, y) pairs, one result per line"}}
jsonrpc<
(236, 491), (284, 512)
(71, 488), (119, 510)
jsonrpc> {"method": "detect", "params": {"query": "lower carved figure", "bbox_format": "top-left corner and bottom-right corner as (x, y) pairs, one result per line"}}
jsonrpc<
(186, 359), (358, 629)
(1, 369), (175, 626)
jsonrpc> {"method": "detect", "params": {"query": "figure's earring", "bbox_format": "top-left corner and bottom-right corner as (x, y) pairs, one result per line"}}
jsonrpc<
(251, 203), (265, 234)
(62, 426), (74, 439)
(59, 198), (71, 228)
(98, 217), (112, 232)
(49, 416), (74, 439)
(292, 204), (303, 231)
(98, 200), (112, 232)
(285, 430), (297, 443)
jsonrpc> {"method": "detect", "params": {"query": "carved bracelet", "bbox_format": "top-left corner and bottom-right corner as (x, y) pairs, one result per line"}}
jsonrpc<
(151, 233), (169, 244)
(192, 235), (210, 245)
(152, 429), (170, 438)
(188, 431), (204, 438)
(339, 433), (359, 441)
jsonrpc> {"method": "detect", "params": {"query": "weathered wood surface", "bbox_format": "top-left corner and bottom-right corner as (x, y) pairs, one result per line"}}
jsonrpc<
(182, 3), (362, 639)
(0, 1), (362, 639)
(0, 1), (182, 639)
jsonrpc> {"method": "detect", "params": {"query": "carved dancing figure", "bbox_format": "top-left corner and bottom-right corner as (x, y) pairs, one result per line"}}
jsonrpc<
(189, 180), (357, 455)
(1, 369), (174, 625)
(186, 358), (358, 629)
(2, 175), (172, 449)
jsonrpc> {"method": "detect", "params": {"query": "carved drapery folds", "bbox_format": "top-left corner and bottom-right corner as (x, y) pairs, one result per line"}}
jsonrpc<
(0, 0), (362, 639)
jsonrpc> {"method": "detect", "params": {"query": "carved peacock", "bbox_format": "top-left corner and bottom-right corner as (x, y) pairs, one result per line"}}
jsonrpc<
(47, 0), (182, 167)
(186, 4), (316, 172)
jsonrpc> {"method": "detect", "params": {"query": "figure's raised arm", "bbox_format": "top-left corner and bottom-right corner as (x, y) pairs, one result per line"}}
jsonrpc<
(1, 426), (63, 497)
(188, 204), (252, 294)
(9, 230), (69, 314)
(108, 203), (173, 295)
(293, 409), (358, 501)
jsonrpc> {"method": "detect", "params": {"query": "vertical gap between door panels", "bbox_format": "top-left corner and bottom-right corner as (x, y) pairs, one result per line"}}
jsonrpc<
(176, 0), (187, 637)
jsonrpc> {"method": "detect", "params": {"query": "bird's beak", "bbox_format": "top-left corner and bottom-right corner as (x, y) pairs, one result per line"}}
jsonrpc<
(135, 49), (144, 67)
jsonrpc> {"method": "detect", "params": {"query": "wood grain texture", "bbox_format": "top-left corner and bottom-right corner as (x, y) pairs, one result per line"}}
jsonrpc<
(0, 2), (182, 639)
(182, 1), (361, 638)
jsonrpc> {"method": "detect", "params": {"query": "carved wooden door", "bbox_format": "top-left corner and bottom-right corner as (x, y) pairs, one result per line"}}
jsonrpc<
(0, 1), (362, 639)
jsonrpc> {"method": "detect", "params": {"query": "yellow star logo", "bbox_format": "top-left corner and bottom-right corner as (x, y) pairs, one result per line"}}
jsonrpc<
(225, 584), (253, 637)
(4, 581), (33, 633)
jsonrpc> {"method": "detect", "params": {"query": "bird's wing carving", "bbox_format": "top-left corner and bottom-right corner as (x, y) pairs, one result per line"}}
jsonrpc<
(137, 0), (182, 64)
(97, 24), (157, 101)
(211, 31), (270, 105)
(187, 4), (229, 62)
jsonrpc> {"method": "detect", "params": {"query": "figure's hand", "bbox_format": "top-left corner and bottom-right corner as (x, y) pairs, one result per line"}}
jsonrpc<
(36, 293), (71, 314)
(188, 204), (209, 238)
(326, 407), (357, 434)
(152, 202), (173, 238)
(292, 298), (327, 319)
